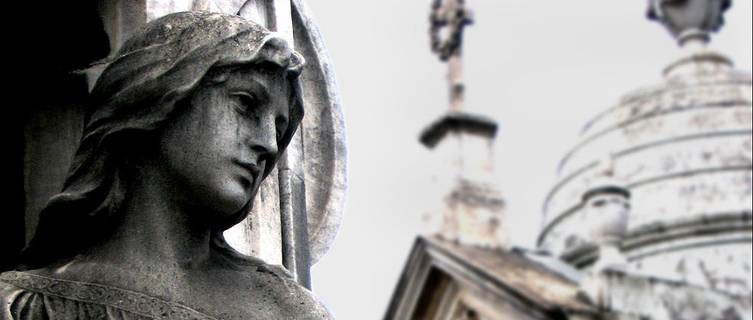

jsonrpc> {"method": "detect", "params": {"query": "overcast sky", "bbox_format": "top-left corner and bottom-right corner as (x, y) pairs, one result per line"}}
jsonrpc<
(303, 1), (753, 318)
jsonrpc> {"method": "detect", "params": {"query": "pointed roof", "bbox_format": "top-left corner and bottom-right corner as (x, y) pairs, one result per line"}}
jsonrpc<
(384, 236), (597, 319)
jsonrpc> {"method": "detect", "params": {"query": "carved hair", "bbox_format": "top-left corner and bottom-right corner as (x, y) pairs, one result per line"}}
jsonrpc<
(20, 12), (305, 269)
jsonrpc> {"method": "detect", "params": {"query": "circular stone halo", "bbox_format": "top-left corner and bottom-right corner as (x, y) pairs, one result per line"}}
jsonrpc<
(290, 0), (347, 265)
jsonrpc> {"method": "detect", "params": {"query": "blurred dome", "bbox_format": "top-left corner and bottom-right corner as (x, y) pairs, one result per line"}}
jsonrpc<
(538, 49), (752, 297)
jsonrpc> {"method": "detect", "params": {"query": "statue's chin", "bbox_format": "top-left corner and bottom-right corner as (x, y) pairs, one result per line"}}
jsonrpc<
(183, 173), (260, 230)
(207, 190), (256, 231)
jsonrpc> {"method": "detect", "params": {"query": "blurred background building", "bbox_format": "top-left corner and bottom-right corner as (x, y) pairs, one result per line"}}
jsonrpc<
(384, 0), (752, 319)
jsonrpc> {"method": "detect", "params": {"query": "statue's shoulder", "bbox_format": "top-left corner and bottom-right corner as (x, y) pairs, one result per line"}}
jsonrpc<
(211, 249), (334, 319)
(1, 270), (76, 319)
(0, 270), (50, 293)
(0, 270), (219, 320)
(2, 254), (332, 319)
(0, 271), (35, 320)
(0, 270), (23, 296)
(0, 270), (99, 319)
(210, 237), (301, 283)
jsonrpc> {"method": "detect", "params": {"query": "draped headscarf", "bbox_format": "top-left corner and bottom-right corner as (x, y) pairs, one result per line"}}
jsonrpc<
(22, 11), (305, 268)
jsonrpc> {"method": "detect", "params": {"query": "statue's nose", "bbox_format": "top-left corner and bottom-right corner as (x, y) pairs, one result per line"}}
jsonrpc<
(250, 115), (279, 163)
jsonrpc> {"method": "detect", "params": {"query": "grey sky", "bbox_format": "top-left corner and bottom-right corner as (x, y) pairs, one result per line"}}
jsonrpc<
(304, 1), (753, 318)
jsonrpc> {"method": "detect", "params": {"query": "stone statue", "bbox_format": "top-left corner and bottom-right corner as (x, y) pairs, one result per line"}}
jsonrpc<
(1, 11), (333, 319)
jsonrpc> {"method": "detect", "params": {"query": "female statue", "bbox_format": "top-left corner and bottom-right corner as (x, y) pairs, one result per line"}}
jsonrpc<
(1, 11), (333, 319)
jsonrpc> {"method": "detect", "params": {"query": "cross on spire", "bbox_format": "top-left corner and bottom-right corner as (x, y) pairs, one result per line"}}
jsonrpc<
(430, 0), (473, 61)
(421, 0), (505, 249)
(430, 0), (473, 111)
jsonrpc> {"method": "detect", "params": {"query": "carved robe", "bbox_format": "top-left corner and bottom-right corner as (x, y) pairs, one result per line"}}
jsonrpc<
(1, 262), (332, 319)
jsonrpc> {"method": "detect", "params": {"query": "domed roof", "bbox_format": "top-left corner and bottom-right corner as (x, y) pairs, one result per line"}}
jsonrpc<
(538, 49), (752, 296)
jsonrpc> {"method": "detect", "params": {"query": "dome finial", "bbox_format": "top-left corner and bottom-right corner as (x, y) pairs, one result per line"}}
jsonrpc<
(647, 0), (732, 48)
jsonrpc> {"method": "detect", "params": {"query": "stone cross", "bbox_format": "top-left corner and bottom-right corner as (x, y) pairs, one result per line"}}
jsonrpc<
(430, 0), (473, 111)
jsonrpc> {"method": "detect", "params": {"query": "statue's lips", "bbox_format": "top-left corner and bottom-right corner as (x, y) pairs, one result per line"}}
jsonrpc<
(233, 159), (261, 185)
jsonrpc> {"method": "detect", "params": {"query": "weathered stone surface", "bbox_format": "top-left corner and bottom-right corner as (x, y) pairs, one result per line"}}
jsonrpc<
(1, 12), (332, 319)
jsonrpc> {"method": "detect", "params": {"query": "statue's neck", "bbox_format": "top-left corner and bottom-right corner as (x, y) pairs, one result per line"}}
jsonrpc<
(84, 164), (213, 273)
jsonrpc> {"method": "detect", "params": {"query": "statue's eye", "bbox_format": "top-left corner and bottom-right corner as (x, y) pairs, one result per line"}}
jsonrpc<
(230, 91), (259, 116)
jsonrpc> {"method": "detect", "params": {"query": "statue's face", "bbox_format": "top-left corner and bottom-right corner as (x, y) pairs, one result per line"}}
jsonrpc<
(157, 64), (291, 220)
